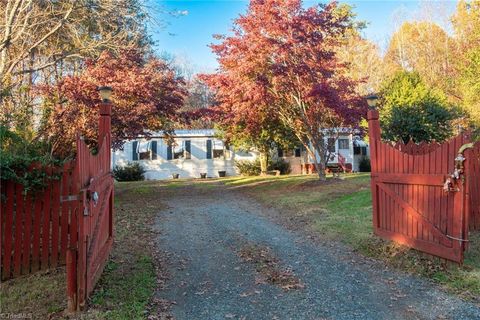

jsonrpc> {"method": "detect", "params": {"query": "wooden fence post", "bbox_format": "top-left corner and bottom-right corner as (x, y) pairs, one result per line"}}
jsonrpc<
(367, 110), (380, 149)
(99, 101), (111, 165)
(367, 109), (381, 231)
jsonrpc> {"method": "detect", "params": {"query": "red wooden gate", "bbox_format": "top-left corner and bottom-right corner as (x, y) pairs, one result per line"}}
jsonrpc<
(367, 110), (474, 263)
(67, 102), (114, 311)
(1, 101), (114, 312)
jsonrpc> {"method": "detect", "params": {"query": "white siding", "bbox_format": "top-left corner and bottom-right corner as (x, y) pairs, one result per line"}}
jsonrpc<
(111, 129), (369, 179)
(112, 131), (257, 180)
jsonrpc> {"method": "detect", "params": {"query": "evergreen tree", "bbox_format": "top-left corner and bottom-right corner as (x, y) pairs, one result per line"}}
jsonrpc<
(379, 71), (461, 143)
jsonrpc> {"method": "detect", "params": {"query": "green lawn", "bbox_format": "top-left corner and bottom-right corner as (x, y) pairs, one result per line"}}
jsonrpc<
(0, 267), (66, 317)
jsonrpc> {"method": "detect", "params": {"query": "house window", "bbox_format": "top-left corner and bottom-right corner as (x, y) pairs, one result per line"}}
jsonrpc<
(354, 146), (367, 155)
(327, 138), (336, 152)
(294, 148), (301, 157)
(173, 141), (185, 159)
(338, 139), (349, 150)
(353, 138), (368, 156)
(134, 141), (152, 160)
(213, 140), (224, 158)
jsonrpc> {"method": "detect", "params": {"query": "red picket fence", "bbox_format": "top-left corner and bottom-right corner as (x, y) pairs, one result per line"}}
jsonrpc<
(367, 110), (479, 263)
(1, 102), (114, 312)
(1, 162), (78, 280)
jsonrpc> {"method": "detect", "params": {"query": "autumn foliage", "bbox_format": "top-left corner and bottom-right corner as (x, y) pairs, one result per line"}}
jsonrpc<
(38, 51), (185, 157)
(204, 0), (366, 179)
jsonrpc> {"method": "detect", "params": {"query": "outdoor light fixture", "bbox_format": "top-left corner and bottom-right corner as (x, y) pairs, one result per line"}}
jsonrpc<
(97, 86), (113, 103)
(365, 94), (378, 109)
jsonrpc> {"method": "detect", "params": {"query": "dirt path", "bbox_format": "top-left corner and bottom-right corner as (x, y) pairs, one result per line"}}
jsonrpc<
(153, 184), (480, 320)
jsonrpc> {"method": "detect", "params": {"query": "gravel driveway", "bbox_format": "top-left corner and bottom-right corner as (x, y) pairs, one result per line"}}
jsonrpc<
(154, 184), (480, 320)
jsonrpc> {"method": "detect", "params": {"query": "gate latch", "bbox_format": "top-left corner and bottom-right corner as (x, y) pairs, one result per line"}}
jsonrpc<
(443, 177), (458, 193)
(444, 142), (475, 193)
(91, 191), (99, 206)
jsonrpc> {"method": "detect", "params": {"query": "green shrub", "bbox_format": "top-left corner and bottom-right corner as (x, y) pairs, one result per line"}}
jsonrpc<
(358, 157), (371, 172)
(0, 126), (63, 192)
(113, 162), (145, 181)
(235, 158), (291, 176)
(235, 159), (262, 176)
(270, 158), (291, 175)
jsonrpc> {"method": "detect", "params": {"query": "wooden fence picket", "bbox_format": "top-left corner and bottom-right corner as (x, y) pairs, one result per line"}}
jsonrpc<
(22, 192), (32, 275)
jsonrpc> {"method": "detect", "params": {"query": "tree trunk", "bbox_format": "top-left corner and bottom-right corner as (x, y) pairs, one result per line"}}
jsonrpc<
(310, 150), (326, 181)
(259, 150), (269, 175)
(304, 139), (326, 181)
(314, 157), (326, 181)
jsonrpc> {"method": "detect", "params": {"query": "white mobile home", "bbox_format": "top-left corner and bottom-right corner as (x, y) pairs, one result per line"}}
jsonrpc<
(112, 129), (369, 180)
(112, 129), (257, 180)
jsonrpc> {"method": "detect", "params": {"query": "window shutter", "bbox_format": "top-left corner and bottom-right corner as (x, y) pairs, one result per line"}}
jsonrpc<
(206, 140), (212, 159)
(151, 141), (157, 160)
(278, 148), (284, 158)
(132, 141), (138, 160)
(167, 143), (173, 160)
(185, 140), (191, 159)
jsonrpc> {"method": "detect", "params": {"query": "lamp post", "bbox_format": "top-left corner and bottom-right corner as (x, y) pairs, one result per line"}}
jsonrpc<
(365, 93), (380, 165)
(365, 93), (380, 142)
(365, 93), (379, 110)
(97, 86), (113, 103)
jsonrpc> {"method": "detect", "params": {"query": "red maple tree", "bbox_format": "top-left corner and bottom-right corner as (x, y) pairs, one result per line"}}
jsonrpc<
(200, 70), (294, 173)
(207, 0), (367, 179)
(38, 50), (186, 157)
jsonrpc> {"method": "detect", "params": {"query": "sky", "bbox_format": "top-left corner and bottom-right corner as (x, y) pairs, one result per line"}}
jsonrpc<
(150, 0), (458, 73)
